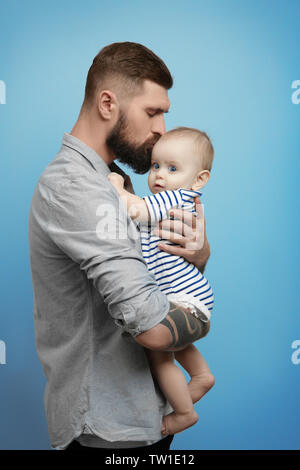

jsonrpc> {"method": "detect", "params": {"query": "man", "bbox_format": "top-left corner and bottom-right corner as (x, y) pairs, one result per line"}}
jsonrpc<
(29, 42), (211, 452)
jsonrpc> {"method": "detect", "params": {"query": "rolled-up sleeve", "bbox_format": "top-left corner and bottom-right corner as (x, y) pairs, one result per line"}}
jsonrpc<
(44, 173), (169, 336)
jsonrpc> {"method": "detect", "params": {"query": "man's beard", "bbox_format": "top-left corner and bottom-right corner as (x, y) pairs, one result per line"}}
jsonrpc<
(106, 111), (160, 174)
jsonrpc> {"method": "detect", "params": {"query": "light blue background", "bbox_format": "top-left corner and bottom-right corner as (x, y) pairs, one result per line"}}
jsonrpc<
(0, 0), (299, 450)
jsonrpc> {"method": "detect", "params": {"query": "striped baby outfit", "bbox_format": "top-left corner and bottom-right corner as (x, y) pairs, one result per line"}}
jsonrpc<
(140, 189), (214, 321)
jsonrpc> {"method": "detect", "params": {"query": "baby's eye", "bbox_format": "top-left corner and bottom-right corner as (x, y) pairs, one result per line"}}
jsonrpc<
(168, 165), (177, 172)
(152, 162), (160, 169)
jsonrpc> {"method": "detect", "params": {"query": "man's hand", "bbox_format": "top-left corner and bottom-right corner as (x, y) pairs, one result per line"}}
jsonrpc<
(153, 197), (210, 272)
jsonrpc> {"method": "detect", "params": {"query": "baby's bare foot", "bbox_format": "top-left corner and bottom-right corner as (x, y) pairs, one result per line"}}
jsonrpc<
(188, 373), (215, 403)
(161, 410), (198, 436)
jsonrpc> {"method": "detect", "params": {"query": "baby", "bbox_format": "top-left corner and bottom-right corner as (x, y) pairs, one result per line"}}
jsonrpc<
(108, 127), (215, 436)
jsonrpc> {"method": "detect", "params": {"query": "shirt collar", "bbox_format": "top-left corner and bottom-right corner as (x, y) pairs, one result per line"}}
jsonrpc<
(62, 132), (111, 176)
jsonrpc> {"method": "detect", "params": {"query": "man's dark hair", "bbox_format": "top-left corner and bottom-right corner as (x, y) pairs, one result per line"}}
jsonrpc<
(82, 42), (173, 108)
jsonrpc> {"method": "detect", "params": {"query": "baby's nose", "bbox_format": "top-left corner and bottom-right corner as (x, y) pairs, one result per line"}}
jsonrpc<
(156, 167), (166, 177)
(156, 171), (164, 180)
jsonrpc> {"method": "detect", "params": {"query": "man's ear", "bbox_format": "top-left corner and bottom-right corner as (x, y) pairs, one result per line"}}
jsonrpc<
(191, 170), (210, 190)
(97, 89), (119, 120)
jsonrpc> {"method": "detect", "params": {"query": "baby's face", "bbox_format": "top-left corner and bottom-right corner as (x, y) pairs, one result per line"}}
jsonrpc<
(148, 136), (203, 194)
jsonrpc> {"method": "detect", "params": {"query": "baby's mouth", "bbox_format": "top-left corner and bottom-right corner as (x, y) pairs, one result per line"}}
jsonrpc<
(153, 183), (164, 191)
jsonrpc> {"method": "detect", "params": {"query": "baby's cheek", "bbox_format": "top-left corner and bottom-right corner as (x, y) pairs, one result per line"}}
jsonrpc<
(148, 171), (154, 185)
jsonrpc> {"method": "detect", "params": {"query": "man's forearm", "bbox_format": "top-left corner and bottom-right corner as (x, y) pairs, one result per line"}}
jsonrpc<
(135, 301), (209, 352)
(159, 302), (210, 351)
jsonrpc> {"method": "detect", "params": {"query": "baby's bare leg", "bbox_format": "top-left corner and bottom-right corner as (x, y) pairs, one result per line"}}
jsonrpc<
(146, 349), (198, 436)
(175, 345), (215, 403)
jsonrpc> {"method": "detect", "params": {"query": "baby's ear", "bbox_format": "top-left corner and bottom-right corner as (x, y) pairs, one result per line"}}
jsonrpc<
(192, 170), (210, 190)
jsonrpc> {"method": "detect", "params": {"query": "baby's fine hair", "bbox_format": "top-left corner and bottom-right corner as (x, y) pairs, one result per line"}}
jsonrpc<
(161, 126), (214, 171)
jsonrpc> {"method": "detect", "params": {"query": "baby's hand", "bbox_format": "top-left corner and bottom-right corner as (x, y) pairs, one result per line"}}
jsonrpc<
(107, 172), (125, 192)
(108, 172), (149, 222)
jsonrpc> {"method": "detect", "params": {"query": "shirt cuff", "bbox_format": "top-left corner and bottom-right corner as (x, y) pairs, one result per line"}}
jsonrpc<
(110, 291), (170, 337)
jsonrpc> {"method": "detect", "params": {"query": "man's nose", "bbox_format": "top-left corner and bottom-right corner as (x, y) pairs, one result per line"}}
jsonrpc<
(152, 114), (166, 136)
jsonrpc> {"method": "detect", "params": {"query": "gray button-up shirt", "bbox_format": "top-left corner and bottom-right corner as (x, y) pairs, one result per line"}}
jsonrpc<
(29, 133), (171, 450)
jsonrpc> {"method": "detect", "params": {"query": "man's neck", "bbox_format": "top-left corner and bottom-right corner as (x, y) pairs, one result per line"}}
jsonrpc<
(70, 113), (115, 165)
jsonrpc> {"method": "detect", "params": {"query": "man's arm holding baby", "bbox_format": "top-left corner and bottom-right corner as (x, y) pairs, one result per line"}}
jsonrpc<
(134, 300), (210, 352)
(108, 172), (210, 352)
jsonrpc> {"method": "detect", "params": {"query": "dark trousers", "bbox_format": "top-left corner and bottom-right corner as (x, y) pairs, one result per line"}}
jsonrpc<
(65, 434), (174, 453)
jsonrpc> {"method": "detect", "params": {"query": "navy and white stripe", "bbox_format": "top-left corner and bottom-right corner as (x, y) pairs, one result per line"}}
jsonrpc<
(141, 189), (214, 312)
(144, 189), (201, 224)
